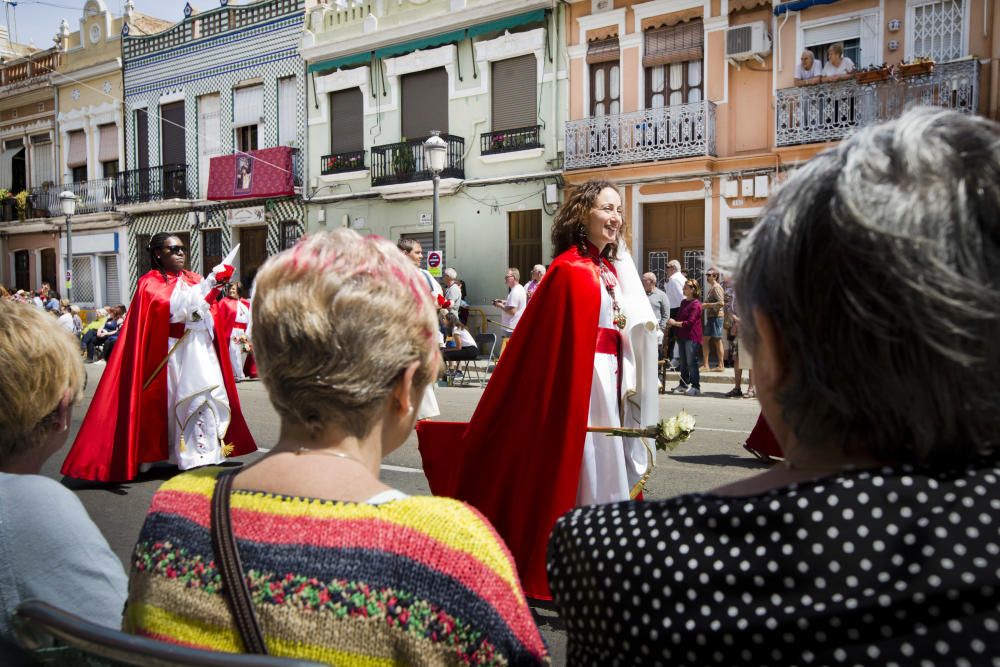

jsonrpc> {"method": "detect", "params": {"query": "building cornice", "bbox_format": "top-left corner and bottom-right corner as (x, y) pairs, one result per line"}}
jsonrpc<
(51, 58), (122, 86)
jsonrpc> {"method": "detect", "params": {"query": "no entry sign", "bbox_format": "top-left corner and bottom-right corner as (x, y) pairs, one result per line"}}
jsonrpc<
(426, 250), (443, 278)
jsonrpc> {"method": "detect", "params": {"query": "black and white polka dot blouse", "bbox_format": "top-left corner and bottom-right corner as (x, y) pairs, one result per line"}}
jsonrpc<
(547, 464), (1000, 666)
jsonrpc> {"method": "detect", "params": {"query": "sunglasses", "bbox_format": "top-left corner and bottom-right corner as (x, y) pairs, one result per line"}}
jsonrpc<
(159, 245), (186, 256)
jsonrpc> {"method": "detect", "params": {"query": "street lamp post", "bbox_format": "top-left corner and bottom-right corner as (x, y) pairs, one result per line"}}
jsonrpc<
(423, 131), (447, 252)
(59, 190), (77, 302)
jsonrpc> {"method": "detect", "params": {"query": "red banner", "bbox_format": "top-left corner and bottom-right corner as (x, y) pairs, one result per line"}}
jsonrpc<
(206, 146), (295, 201)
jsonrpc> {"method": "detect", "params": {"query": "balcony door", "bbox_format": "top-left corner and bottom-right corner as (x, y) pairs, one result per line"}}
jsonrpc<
(160, 101), (186, 199)
(644, 21), (704, 110)
(40, 248), (57, 294)
(402, 68), (448, 140)
(643, 200), (705, 284)
(238, 226), (268, 291)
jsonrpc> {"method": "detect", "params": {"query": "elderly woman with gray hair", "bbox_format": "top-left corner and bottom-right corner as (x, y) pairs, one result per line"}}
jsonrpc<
(547, 107), (1000, 663)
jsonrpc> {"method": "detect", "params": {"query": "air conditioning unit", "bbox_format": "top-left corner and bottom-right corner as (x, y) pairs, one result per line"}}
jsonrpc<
(725, 21), (771, 64)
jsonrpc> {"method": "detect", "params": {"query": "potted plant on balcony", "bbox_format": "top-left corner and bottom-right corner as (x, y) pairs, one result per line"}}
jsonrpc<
(13, 190), (30, 222)
(895, 57), (934, 78)
(853, 64), (891, 83)
(391, 141), (416, 181)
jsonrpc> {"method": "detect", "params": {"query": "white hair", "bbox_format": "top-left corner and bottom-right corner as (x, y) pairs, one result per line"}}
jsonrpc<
(532, 264), (546, 276)
(667, 260), (682, 271)
(444, 267), (457, 280)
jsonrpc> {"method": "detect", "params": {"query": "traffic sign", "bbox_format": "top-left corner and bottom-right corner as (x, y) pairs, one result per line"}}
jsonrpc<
(426, 250), (443, 278)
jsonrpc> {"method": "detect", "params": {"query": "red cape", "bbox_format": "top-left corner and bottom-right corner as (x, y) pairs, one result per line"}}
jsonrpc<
(212, 296), (257, 378)
(746, 413), (783, 459)
(62, 270), (257, 482)
(418, 246), (607, 600)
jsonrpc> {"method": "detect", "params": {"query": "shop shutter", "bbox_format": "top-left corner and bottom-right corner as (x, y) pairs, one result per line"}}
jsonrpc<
(330, 88), (364, 153)
(492, 55), (537, 131)
(643, 20), (704, 67)
(102, 255), (121, 305)
(401, 68), (448, 140)
(160, 102), (185, 166)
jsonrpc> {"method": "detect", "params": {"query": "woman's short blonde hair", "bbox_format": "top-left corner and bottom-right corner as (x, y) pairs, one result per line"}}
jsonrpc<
(0, 301), (85, 464)
(252, 229), (438, 438)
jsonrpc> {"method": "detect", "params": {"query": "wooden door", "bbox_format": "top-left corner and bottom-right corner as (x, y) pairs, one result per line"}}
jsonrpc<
(239, 226), (267, 290)
(642, 201), (705, 283)
(40, 248), (56, 293)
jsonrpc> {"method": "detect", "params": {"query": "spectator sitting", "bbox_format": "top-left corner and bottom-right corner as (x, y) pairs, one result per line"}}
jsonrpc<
(44, 291), (60, 314)
(0, 301), (127, 636)
(124, 229), (549, 665)
(547, 108), (1000, 664)
(55, 299), (76, 335)
(821, 41), (856, 80)
(92, 306), (122, 363)
(794, 48), (822, 85)
(81, 307), (109, 362)
(100, 305), (126, 362)
(442, 312), (478, 379)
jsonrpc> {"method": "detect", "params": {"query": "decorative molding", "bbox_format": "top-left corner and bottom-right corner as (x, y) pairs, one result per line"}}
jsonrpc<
(385, 43), (456, 78)
(158, 90), (185, 106)
(372, 176), (462, 200)
(51, 58), (122, 85)
(315, 66), (370, 94)
(631, 0), (705, 26)
(576, 7), (626, 46)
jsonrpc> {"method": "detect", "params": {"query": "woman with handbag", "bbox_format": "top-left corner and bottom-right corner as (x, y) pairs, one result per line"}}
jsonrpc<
(124, 230), (549, 665)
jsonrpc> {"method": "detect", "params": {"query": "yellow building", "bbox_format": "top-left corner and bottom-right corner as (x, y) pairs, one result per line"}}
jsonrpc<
(563, 0), (998, 283)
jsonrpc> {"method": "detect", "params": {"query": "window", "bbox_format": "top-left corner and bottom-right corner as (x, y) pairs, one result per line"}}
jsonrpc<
(72, 166), (88, 183)
(198, 94), (221, 157)
(233, 85), (263, 151)
(908, 0), (966, 62)
(508, 210), (542, 284)
(587, 38), (620, 117)
(802, 14), (880, 70)
(29, 133), (52, 187)
(14, 249), (29, 292)
(236, 125), (258, 153)
(98, 123), (118, 176)
(102, 161), (118, 178)
(277, 77), (297, 147)
(202, 228), (222, 274)
(1, 139), (26, 193)
(329, 88), (364, 154)
(492, 55), (537, 131)
(644, 21), (703, 109)
(281, 221), (303, 250)
(67, 130), (87, 180)
(728, 217), (758, 250)
(101, 255), (121, 306)
(808, 38), (860, 71)
(72, 256), (94, 303)
(401, 68), (448, 139)
(135, 108), (149, 170)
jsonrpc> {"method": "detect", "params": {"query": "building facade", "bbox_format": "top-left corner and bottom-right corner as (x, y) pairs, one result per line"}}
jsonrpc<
(301, 0), (567, 306)
(121, 0), (307, 293)
(563, 0), (998, 285)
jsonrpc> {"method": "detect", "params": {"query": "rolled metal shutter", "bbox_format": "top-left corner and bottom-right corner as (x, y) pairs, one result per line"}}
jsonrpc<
(330, 88), (364, 153)
(401, 68), (448, 140)
(492, 55), (537, 131)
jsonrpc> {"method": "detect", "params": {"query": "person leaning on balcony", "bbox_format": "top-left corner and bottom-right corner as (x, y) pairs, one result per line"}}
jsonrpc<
(794, 48), (823, 85)
(548, 107), (1000, 664)
(821, 42), (856, 80)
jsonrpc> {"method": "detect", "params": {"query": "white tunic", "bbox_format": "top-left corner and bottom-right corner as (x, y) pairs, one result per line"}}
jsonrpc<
(577, 248), (660, 505)
(166, 278), (230, 470)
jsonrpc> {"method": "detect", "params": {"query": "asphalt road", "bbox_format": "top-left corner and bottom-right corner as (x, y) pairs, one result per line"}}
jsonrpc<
(46, 363), (766, 664)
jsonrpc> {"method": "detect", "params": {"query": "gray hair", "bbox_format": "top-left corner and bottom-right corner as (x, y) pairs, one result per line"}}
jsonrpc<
(735, 107), (1000, 466)
(667, 260), (682, 272)
(800, 49), (815, 59)
(444, 267), (457, 280)
(532, 264), (546, 276)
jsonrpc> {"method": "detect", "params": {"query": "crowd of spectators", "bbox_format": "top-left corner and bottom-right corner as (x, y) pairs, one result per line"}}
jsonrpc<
(1, 108), (998, 666)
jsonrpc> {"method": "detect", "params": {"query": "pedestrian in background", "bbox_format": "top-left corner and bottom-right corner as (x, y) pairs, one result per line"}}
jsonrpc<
(700, 266), (725, 371)
(442, 267), (462, 318)
(524, 264), (546, 301)
(667, 278), (703, 396)
(493, 267), (527, 331)
(642, 271), (669, 359)
(663, 259), (685, 368)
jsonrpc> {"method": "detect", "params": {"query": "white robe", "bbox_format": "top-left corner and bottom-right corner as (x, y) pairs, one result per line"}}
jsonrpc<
(229, 300), (251, 381)
(166, 277), (230, 470)
(577, 247), (659, 505)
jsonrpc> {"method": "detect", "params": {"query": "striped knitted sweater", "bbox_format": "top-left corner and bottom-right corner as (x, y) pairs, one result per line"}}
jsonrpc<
(124, 467), (549, 666)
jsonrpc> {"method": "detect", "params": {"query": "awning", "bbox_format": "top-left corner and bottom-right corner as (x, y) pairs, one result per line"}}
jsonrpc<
(775, 0), (842, 16)
(308, 9), (547, 74)
(0, 147), (22, 191)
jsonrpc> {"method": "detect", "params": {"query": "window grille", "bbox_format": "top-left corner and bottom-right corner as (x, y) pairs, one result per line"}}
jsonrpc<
(910, 0), (965, 62)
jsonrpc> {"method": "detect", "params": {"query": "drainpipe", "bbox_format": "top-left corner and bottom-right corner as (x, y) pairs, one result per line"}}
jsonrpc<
(777, 6), (793, 74)
(991, 0), (1000, 121)
(552, 3), (560, 161)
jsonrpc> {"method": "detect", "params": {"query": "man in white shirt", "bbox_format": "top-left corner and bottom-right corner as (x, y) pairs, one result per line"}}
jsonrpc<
(442, 267), (462, 318)
(821, 42), (855, 80)
(664, 260), (686, 367)
(794, 49), (823, 85)
(397, 238), (443, 298)
(493, 267), (527, 331)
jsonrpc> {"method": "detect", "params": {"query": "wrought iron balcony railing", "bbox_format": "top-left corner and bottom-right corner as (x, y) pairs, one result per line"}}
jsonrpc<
(117, 164), (191, 205)
(27, 179), (119, 217)
(321, 150), (366, 175)
(775, 59), (979, 147)
(481, 125), (543, 155)
(371, 135), (465, 187)
(564, 101), (716, 170)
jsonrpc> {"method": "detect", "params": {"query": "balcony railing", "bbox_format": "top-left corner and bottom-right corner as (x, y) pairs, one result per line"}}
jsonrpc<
(565, 101), (716, 170)
(1, 50), (61, 88)
(775, 59), (979, 147)
(481, 125), (543, 155)
(371, 135), (465, 187)
(117, 164), (191, 205)
(321, 150), (367, 175)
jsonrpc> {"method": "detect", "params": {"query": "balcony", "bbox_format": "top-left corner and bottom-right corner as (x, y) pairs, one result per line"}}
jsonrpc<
(321, 150), (366, 175)
(481, 125), (543, 155)
(117, 164), (191, 205)
(564, 101), (716, 170)
(1, 50), (62, 89)
(371, 135), (465, 187)
(775, 59), (979, 147)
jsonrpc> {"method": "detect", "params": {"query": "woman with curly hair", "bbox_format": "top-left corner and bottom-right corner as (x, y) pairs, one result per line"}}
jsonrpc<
(419, 179), (659, 600)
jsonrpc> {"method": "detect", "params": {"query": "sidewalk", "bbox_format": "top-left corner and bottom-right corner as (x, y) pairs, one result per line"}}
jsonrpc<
(663, 365), (742, 386)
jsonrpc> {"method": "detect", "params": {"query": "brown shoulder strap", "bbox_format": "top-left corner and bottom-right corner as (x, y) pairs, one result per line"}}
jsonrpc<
(210, 468), (269, 654)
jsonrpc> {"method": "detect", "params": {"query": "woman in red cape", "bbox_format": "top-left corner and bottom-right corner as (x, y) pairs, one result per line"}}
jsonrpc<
(62, 233), (256, 483)
(418, 180), (659, 600)
(213, 283), (257, 381)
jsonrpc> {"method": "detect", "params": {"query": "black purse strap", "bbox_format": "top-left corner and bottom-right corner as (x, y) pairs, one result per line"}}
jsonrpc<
(210, 468), (269, 654)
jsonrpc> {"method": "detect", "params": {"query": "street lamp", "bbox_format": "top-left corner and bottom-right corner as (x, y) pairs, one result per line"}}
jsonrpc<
(423, 131), (447, 252)
(59, 190), (76, 302)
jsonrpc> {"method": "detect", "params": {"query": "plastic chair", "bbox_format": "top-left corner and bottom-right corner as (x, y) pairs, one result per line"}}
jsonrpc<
(460, 332), (497, 386)
(12, 600), (326, 667)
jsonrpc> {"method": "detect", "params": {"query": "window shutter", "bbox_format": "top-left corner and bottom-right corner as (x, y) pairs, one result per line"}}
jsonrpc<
(278, 77), (297, 146)
(643, 20), (704, 67)
(160, 102), (185, 166)
(859, 12), (879, 68)
(136, 109), (149, 170)
(98, 124), (118, 163)
(401, 68), (448, 140)
(67, 130), (87, 168)
(199, 94), (221, 155)
(803, 18), (861, 47)
(233, 85), (264, 128)
(586, 37), (620, 64)
(492, 55), (537, 131)
(102, 255), (121, 305)
(330, 88), (364, 153)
